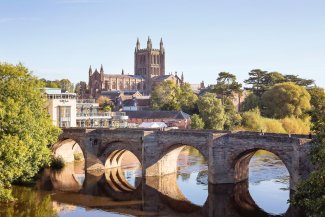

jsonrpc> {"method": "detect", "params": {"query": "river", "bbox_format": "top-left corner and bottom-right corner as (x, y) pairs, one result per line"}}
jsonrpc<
(0, 148), (305, 217)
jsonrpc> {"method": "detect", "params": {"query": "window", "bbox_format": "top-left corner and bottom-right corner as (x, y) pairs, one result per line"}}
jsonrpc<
(57, 106), (71, 128)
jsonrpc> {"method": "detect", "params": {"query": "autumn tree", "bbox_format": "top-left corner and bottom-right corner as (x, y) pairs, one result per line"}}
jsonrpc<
(261, 82), (311, 119)
(197, 93), (225, 130)
(0, 63), (61, 202)
(96, 96), (113, 112)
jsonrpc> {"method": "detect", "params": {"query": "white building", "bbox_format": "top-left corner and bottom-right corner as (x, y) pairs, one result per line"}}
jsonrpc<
(44, 88), (77, 127)
(44, 88), (128, 128)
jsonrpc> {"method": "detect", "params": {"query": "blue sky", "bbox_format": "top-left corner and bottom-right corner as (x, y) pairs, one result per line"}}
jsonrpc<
(1, 0), (325, 87)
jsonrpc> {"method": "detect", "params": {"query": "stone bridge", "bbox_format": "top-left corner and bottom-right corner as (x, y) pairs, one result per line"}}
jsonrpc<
(53, 128), (313, 190)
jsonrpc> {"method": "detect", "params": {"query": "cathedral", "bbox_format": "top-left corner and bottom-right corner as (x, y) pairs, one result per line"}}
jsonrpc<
(87, 37), (184, 98)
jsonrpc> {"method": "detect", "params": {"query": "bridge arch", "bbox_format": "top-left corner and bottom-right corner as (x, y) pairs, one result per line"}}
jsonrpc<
(233, 148), (292, 184)
(52, 138), (85, 164)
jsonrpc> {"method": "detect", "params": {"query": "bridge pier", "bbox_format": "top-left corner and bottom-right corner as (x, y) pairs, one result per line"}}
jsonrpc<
(57, 128), (313, 191)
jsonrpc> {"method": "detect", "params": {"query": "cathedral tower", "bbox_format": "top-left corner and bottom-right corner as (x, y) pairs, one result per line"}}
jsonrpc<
(134, 37), (165, 79)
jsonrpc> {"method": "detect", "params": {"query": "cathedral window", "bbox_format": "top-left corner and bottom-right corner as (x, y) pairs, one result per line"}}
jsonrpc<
(112, 81), (116, 89)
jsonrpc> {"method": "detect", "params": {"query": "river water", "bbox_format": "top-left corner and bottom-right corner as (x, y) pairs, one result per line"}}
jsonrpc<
(0, 148), (305, 217)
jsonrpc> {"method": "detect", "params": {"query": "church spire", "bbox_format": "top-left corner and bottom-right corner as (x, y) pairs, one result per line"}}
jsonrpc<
(122, 69), (124, 75)
(89, 65), (92, 76)
(160, 37), (164, 53)
(136, 38), (140, 51)
(181, 72), (184, 82)
(100, 64), (104, 73)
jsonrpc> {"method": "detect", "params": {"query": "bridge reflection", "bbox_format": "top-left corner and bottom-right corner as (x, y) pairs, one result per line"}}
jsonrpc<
(37, 164), (306, 217)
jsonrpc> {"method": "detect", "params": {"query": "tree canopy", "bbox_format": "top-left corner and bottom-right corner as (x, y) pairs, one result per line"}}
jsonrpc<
(261, 82), (311, 119)
(0, 63), (61, 202)
(150, 81), (198, 113)
(212, 72), (242, 101)
(41, 78), (74, 93)
(197, 93), (225, 130)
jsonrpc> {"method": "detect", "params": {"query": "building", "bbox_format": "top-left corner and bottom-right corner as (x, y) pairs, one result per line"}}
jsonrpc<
(86, 37), (184, 98)
(125, 110), (191, 129)
(44, 88), (128, 128)
(44, 88), (77, 127)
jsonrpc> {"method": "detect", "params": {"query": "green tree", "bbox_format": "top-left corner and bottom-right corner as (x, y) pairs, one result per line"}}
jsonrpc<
(223, 98), (242, 130)
(241, 108), (265, 132)
(191, 114), (205, 129)
(197, 93), (225, 130)
(59, 79), (74, 92)
(261, 82), (311, 119)
(308, 87), (325, 130)
(179, 83), (198, 114)
(240, 93), (261, 112)
(244, 69), (269, 97)
(212, 72), (242, 102)
(0, 63), (61, 202)
(151, 80), (181, 111)
(284, 74), (314, 87)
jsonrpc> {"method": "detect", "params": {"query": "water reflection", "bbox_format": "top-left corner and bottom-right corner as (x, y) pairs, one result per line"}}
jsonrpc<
(1, 149), (306, 217)
(249, 150), (290, 215)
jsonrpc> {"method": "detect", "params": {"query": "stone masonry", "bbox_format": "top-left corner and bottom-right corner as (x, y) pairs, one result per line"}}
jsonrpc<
(53, 128), (314, 190)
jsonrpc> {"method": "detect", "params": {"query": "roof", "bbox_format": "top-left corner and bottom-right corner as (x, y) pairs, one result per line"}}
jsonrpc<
(125, 110), (190, 120)
(104, 74), (144, 80)
(139, 122), (167, 128)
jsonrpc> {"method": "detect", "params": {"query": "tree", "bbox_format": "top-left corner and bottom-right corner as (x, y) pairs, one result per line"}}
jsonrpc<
(151, 80), (181, 111)
(0, 63), (61, 202)
(96, 96), (113, 112)
(191, 114), (205, 129)
(292, 114), (325, 216)
(212, 72), (242, 102)
(244, 69), (269, 97)
(197, 93), (225, 130)
(223, 98), (242, 130)
(261, 82), (311, 119)
(308, 87), (325, 131)
(179, 83), (198, 114)
(284, 74), (314, 88)
(59, 79), (74, 93)
(240, 93), (260, 112)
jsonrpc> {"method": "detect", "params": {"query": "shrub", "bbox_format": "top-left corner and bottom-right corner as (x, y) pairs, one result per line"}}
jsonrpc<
(241, 108), (265, 131)
(50, 156), (65, 170)
(280, 117), (310, 134)
(74, 152), (84, 161)
(263, 118), (286, 133)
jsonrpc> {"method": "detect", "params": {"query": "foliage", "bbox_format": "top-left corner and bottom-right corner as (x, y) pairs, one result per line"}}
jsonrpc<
(96, 96), (113, 112)
(223, 98), (242, 130)
(50, 157), (65, 170)
(244, 70), (314, 97)
(151, 81), (198, 113)
(261, 82), (311, 119)
(241, 108), (309, 134)
(292, 86), (325, 217)
(75, 81), (87, 96)
(244, 69), (269, 97)
(241, 108), (265, 132)
(308, 87), (325, 132)
(41, 78), (74, 93)
(212, 72), (242, 101)
(0, 63), (61, 202)
(0, 186), (58, 217)
(240, 93), (261, 112)
(179, 83), (199, 114)
(263, 118), (287, 133)
(280, 117), (310, 134)
(74, 152), (84, 161)
(151, 80), (181, 111)
(197, 93), (225, 130)
(191, 114), (205, 129)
